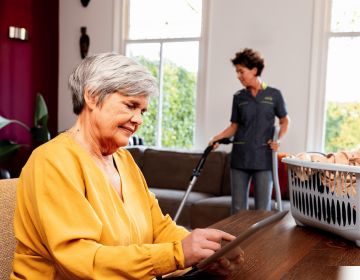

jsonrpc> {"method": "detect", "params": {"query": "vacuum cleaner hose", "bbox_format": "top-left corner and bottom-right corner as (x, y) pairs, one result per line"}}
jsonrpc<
(213, 137), (234, 145)
(191, 138), (234, 180)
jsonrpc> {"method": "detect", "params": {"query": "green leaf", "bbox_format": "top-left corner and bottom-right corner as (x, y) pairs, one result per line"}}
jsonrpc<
(130, 54), (196, 148)
(30, 126), (50, 146)
(38, 115), (49, 126)
(0, 139), (29, 162)
(0, 115), (30, 131)
(34, 93), (48, 126)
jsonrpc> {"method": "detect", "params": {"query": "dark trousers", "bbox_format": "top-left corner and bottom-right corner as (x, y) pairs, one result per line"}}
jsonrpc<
(230, 168), (273, 214)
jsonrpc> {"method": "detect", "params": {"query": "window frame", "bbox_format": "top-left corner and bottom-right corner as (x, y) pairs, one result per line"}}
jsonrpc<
(307, 0), (360, 152)
(113, 0), (210, 149)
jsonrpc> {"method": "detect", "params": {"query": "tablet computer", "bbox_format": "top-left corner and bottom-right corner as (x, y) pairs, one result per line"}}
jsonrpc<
(163, 210), (289, 278)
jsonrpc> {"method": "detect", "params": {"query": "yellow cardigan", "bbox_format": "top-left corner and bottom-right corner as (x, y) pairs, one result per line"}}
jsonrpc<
(11, 134), (189, 279)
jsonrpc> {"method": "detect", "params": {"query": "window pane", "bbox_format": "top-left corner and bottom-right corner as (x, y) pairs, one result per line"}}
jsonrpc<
(126, 43), (160, 146)
(324, 37), (360, 153)
(129, 0), (202, 39)
(331, 0), (360, 32)
(161, 41), (199, 148)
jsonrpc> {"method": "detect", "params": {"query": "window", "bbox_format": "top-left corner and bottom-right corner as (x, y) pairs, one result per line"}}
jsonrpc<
(324, 0), (360, 152)
(122, 0), (203, 149)
(307, 0), (360, 153)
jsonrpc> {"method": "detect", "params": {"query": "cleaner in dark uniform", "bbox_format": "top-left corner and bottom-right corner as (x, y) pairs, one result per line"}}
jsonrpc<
(210, 48), (290, 213)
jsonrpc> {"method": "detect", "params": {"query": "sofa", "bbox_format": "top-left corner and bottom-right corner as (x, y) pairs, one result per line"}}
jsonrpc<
(126, 146), (291, 229)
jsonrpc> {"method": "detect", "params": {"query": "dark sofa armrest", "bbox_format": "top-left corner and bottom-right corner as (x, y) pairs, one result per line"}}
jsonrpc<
(123, 146), (147, 168)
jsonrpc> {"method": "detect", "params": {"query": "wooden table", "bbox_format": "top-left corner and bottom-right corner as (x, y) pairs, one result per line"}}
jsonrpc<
(206, 210), (360, 280)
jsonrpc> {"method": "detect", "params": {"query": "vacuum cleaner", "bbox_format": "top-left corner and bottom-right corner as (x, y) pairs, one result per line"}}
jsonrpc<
(173, 126), (282, 224)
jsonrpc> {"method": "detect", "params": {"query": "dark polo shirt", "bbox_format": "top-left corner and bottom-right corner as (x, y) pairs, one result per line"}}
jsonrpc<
(230, 83), (288, 170)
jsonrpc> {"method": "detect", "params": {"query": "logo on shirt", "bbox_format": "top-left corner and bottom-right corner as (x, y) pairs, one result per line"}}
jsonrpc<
(238, 102), (248, 107)
(264, 96), (272, 101)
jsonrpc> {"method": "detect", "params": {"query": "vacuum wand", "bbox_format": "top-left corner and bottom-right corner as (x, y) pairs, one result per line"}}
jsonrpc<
(272, 126), (282, 211)
(190, 138), (233, 180)
(173, 138), (233, 223)
(173, 126), (283, 225)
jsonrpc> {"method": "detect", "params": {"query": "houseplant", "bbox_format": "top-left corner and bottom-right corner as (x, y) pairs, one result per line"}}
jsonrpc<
(0, 93), (50, 162)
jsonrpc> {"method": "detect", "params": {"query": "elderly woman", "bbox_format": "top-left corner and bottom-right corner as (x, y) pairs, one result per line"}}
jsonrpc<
(210, 48), (290, 213)
(11, 53), (244, 279)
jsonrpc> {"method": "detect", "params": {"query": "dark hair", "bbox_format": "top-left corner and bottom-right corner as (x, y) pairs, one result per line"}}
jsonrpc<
(231, 48), (265, 76)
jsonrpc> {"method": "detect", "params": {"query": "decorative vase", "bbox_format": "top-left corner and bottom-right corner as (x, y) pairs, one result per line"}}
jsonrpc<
(80, 27), (90, 59)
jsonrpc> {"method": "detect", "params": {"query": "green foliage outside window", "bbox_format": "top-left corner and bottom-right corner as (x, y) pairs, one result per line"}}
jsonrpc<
(161, 61), (196, 148)
(130, 55), (196, 149)
(325, 101), (360, 153)
(130, 57), (159, 147)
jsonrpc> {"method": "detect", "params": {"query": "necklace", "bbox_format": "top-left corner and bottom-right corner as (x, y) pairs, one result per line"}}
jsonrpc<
(67, 130), (113, 163)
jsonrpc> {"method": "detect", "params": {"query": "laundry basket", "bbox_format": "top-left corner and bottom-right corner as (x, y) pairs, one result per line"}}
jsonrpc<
(282, 157), (360, 247)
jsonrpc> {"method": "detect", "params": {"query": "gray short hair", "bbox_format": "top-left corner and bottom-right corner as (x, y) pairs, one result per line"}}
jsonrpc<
(68, 52), (158, 115)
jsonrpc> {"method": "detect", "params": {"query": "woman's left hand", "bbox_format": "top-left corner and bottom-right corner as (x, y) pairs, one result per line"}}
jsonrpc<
(268, 139), (280, 152)
(204, 254), (244, 276)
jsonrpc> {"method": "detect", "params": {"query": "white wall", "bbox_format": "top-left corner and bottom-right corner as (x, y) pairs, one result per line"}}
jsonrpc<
(203, 0), (314, 156)
(58, 0), (315, 156)
(58, 0), (114, 132)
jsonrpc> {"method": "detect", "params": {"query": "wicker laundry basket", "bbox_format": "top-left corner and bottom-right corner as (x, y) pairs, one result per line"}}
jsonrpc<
(282, 157), (360, 247)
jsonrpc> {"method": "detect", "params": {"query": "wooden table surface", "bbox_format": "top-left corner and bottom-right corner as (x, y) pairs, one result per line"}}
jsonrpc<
(207, 210), (360, 280)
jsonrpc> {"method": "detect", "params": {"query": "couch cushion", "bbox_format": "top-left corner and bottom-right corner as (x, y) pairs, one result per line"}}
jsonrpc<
(221, 154), (231, 196)
(143, 148), (226, 196)
(149, 188), (215, 228)
(191, 196), (291, 229)
(191, 196), (231, 229)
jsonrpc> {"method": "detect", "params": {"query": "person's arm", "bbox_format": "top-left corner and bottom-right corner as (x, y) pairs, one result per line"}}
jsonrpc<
(139, 162), (245, 276)
(139, 169), (190, 244)
(268, 90), (290, 152)
(268, 115), (290, 151)
(209, 94), (239, 151)
(278, 115), (290, 140)
(22, 147), (189, 280)
(209, 123), (238, 151)
(180, 228), (245, 275)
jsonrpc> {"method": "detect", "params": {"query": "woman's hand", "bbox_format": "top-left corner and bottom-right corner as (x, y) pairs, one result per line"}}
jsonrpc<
(209, 123), (238, 152)
(268, 139), (280, 152)
(180, 229), (245, 276)
(205, 255), (244, 276)
(209, 138), (220, 152)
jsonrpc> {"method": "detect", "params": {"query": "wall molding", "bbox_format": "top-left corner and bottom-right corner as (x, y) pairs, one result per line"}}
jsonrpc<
(305, 0), (332, 152)
(194, 0), (211, 149)
(112, 0), (211, 149)
(112, 0), (125, 54)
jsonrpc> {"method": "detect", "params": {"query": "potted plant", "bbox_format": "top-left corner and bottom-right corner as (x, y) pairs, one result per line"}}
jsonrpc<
(0, 93), (50, 164)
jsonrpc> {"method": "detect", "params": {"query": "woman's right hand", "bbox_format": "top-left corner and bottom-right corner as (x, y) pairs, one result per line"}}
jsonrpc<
(209, 123), (237, 152)
(180, 228), (244, 275)
(209, 138), (220, 152)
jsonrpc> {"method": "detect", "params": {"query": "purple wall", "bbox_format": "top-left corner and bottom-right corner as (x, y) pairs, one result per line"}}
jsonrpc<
(0, 0), (59, 177)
